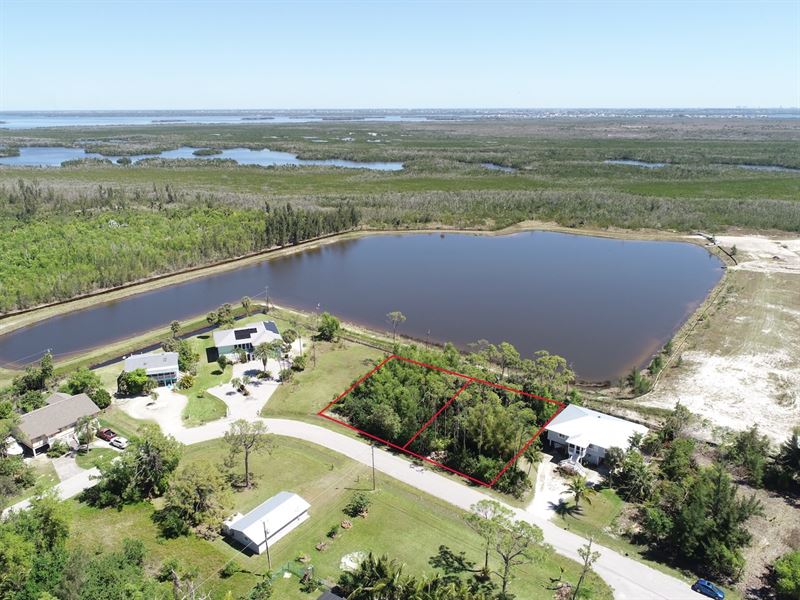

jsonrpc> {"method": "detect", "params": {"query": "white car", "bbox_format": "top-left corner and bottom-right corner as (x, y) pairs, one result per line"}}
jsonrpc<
(110, 436), (129, 450)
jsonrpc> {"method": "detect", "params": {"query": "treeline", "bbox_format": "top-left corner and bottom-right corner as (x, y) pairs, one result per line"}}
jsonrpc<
(0, 182), (359, 312)
(334, 343), (573, 497)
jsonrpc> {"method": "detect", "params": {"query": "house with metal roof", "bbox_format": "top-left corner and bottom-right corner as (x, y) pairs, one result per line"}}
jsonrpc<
(222, 491), (310, 554)
(213, 321), (282, 361)
(544, 404), (648, 466)
(123, 352), (179, 386)
(16, 393), (100, 454)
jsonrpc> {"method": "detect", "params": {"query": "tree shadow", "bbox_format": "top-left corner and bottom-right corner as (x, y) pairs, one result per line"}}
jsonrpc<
(550, 498), (582, 518)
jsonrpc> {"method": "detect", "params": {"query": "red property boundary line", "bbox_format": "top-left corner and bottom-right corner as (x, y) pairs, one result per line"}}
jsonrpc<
(317, 354), (566, 488)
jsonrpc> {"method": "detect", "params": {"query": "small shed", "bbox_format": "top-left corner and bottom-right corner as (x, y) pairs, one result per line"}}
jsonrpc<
(223, 491), (310, 554)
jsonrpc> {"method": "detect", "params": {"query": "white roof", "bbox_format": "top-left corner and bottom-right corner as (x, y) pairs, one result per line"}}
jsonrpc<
(124, 352), (179, 374)
(213, 320), (281, 349)
(545, 404), (648, 451)
(226, 491), (309, 547)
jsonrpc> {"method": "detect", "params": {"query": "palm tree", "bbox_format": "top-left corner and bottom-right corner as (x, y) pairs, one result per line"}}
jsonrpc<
(565, 475), (596, 508)
(74, 416), (97, 448)
(523, 441), (543, 477)
(230, 377), (242, 393)
(254, 343), (271, 373)
(241, 296), (252, 316)
(386, 311), (406, 341)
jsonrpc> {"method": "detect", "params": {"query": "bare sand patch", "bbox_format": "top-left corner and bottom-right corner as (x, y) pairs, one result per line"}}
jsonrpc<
(644, 250), (799, 443)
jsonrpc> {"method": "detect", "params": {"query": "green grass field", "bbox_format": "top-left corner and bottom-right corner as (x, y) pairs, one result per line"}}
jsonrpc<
(74, 447), (118, 470)
(261, 339), (385, 423)
(178, 333), (229, 426)
(65, 436), (612, 600)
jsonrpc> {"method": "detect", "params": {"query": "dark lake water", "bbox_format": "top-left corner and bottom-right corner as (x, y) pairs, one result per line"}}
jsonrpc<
(0, 232), (723, 381)
(0, 146), (403, 170)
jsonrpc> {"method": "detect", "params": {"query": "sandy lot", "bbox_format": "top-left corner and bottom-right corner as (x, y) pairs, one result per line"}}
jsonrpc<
(644, 234), (800, 443)
(716, 234), (800, 275)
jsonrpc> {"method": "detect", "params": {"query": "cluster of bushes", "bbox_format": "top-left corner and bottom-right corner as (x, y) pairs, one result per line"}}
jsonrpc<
(601, 404), (800, 581)
(334, 343), (570, 497)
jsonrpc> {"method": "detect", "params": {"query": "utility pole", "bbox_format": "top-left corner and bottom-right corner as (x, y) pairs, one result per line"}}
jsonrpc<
(262, 522), (272, 570)
(371, 443), (376, 491)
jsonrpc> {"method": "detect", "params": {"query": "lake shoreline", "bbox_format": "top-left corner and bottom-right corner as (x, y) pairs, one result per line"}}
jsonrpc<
(0, 221), (731, 334)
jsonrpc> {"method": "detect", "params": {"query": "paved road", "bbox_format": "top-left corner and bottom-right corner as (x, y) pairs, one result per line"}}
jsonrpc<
(7, 411), (697, 599)
(3, 467), (99, 518)
(173, 417), (696, 599)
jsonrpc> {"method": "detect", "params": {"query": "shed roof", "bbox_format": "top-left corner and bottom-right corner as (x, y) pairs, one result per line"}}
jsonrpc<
(545, 404), (648, 451)
(18, 393), (100, 442)
(227, 491), (309, 547)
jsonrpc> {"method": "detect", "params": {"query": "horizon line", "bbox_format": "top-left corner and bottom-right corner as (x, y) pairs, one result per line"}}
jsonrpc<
(1, 107), (799, 112)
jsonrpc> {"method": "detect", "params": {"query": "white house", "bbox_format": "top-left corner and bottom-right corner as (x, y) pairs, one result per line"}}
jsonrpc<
(544, 404), (648, 466)
(123, 352), (180, 386)
(213, 321), (282, 361)
(16, 392), (101, 454)
(223, 491), (310, 554)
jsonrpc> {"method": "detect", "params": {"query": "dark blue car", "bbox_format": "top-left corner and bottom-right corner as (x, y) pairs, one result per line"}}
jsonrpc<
(692, 579), (725, 599)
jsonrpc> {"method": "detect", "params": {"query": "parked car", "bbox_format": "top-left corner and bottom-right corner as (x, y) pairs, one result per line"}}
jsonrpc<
(96, 428), (116, 442)
(692, 579), (725, 599)
(110, 436), (129, 450)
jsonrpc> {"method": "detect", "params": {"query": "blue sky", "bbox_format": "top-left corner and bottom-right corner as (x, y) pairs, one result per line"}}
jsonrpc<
(1, 0), (798, 110)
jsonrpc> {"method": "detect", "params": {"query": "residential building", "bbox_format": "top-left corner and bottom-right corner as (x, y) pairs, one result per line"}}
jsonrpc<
(544, 404), (648, 465)
(223, 491), (310, 554)
(15, 393), (100, 454)
(123, 352), (180, 386)
(213, 320), (282, 360)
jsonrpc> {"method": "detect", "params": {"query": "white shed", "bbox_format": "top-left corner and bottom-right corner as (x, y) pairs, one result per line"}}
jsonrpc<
(223, 491), (310, 554)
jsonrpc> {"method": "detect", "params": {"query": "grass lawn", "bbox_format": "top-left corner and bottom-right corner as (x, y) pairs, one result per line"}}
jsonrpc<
(99, 405), (155, 439)
(93, 360), (125, 392)
(74, 447), (118, 470)
(179, 333), (229, 426)
(261, 339), (385, 423)
(0, 458), (59, 510)
(65, 436), (612, 600)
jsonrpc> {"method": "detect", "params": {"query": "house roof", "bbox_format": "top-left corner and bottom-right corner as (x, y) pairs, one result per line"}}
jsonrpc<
(124, 352), (179, 374)
(17, 393), (100, 442)
(45, 392), (71, 405)
(316, 593), (345, 600)
(545, 404), (648, 451)
(213, 321), (281, 349)
(226, 491), (309, 547)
